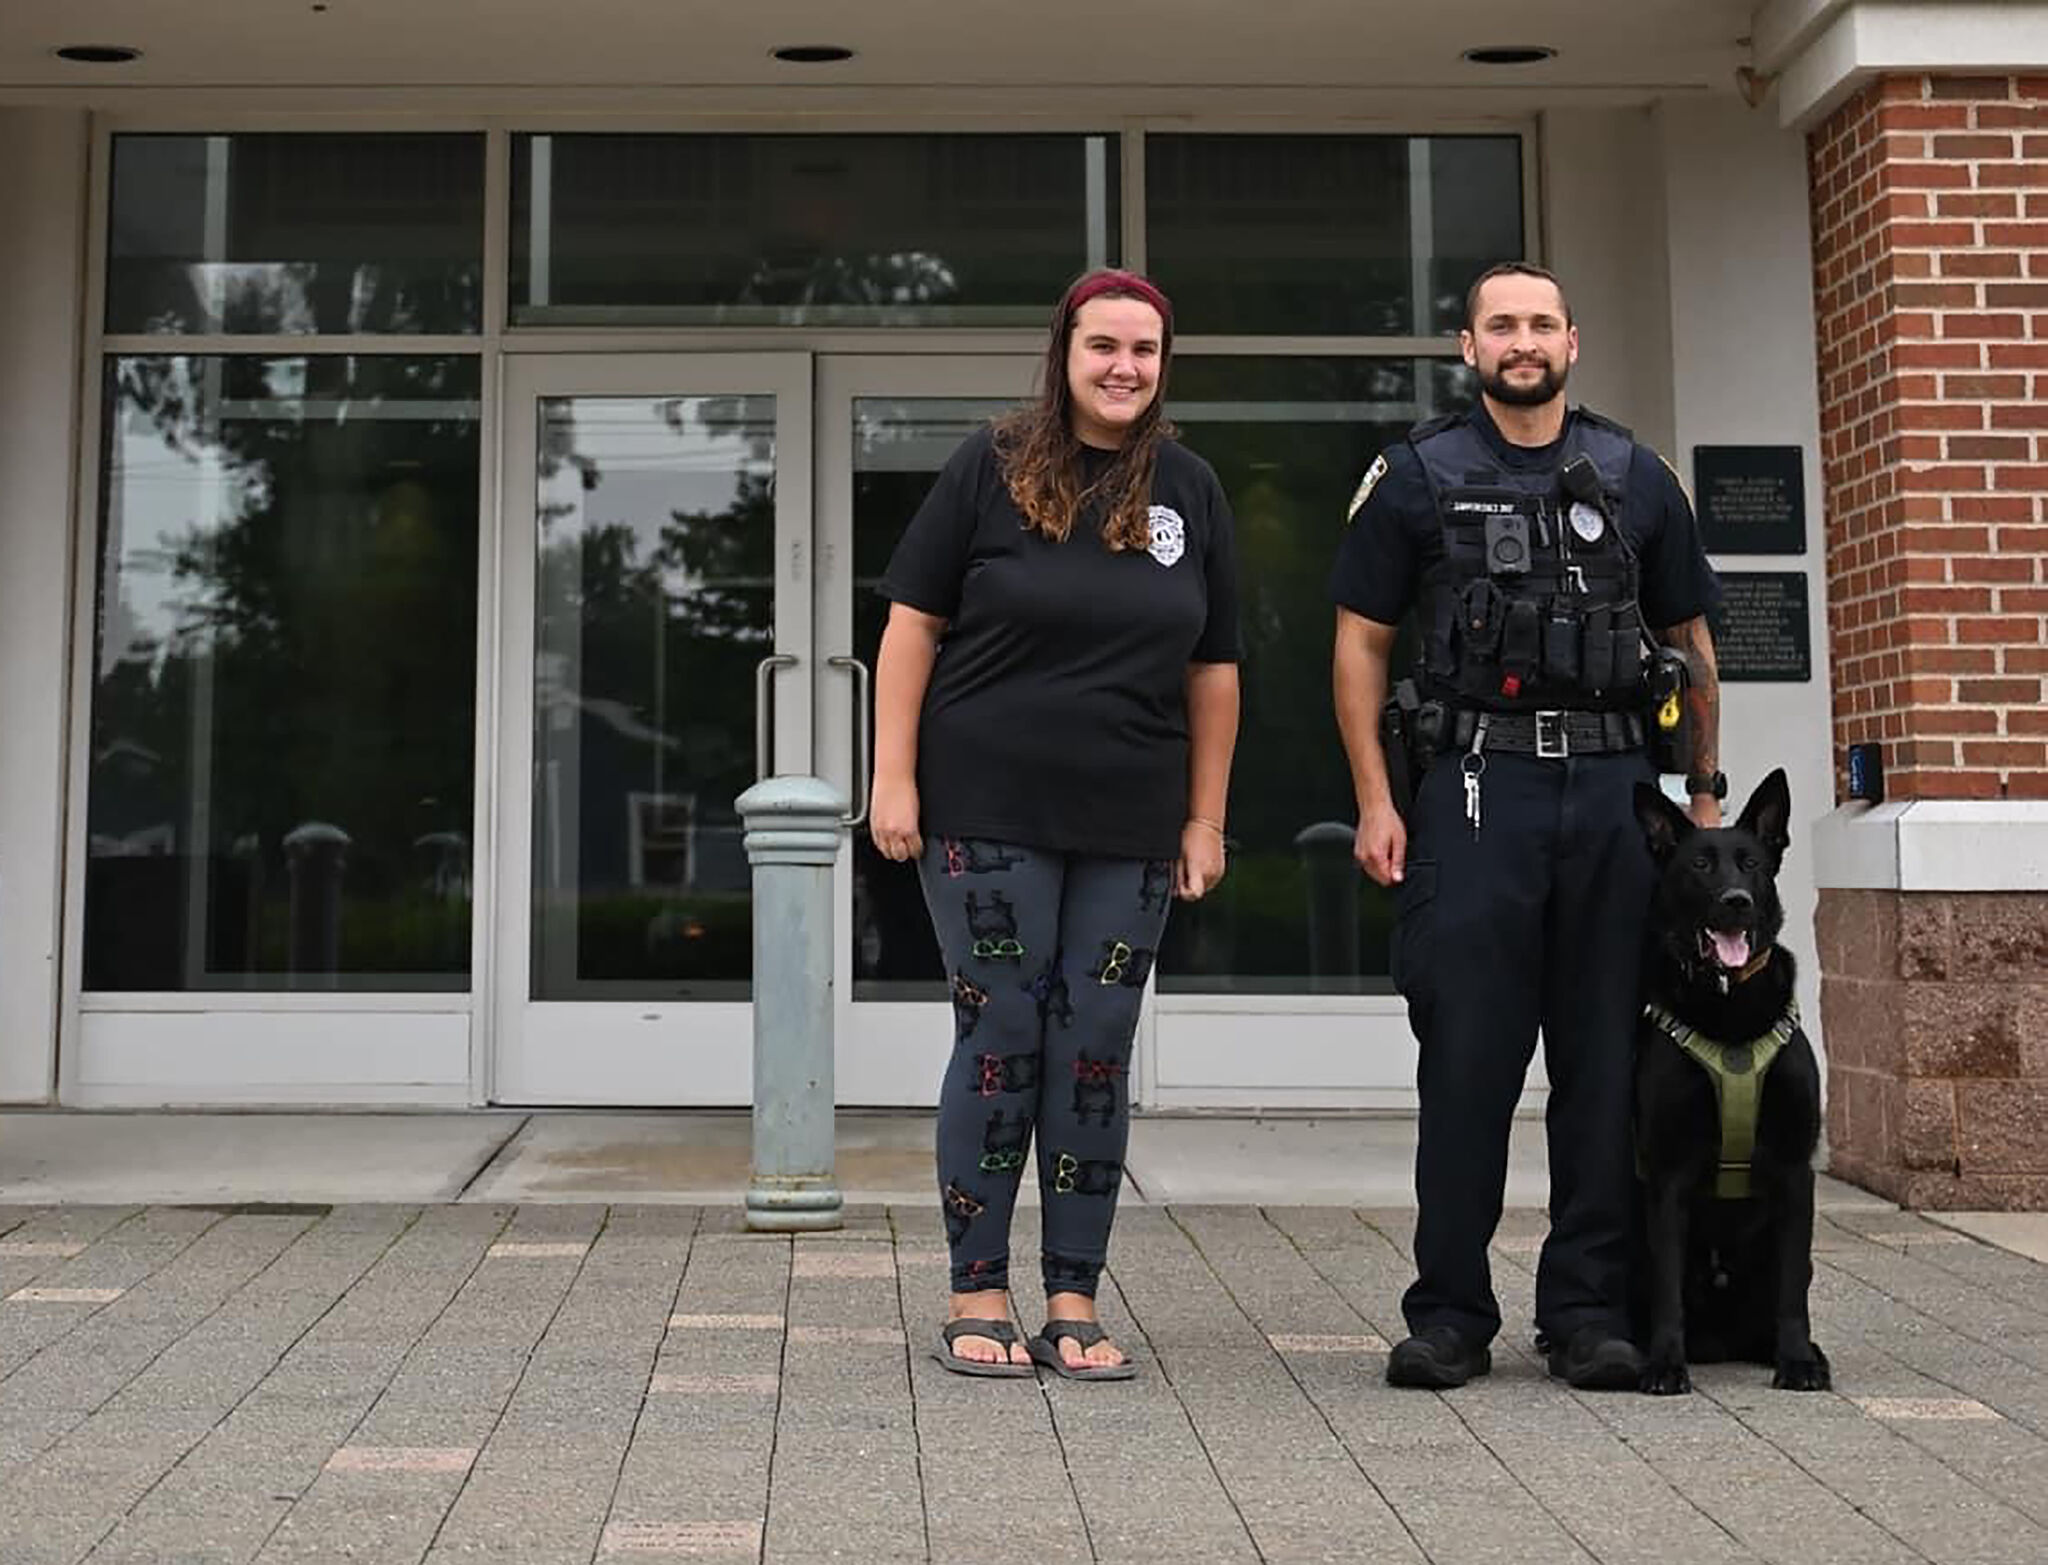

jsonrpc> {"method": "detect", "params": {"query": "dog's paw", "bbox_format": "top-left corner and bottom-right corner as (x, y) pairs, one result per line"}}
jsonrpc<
(1773, 1346), (1831, 1392)
(1640, 1361), (1692, 1396)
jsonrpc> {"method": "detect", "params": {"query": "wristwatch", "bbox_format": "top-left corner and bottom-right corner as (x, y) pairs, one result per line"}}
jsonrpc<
(1685, 770), (1729, 800)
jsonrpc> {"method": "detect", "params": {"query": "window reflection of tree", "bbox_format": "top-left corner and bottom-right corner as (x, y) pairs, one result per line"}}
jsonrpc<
(108, 133), (484, 336)
(533, 396), (774, 986)
(84, 351), (480, 990)
(511, 133), (1103, 325)
(738, 251), (961, 314)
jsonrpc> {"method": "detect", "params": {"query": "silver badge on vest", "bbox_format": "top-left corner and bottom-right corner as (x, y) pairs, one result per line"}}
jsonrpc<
(1568, 500), (1606, 544)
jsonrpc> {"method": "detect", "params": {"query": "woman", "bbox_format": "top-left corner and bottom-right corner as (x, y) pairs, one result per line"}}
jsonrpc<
(871, 269), (1241, 1380)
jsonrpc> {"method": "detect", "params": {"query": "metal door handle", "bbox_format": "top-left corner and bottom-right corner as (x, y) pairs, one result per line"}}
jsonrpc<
(754, 653), (797, 779)
(828, 655), (873, 828)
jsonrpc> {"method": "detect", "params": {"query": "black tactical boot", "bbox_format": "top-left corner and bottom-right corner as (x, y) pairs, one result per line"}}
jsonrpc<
(1385, 1326), (1491, 1389)
(1546, 1325), (1644, 1390)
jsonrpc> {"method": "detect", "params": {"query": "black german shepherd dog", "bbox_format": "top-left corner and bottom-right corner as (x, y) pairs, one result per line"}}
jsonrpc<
(1631, 768), (1831, 1396)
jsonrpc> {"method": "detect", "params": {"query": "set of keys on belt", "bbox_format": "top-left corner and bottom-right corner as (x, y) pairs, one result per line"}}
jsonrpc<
(1461, 715), (1491, 839)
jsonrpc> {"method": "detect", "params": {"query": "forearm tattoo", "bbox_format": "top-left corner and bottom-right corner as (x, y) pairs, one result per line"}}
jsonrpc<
(1659, 617), (1721, 781)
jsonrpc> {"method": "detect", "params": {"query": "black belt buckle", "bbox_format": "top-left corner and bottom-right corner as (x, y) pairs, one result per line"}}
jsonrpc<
(1535, 709), (1568, 759)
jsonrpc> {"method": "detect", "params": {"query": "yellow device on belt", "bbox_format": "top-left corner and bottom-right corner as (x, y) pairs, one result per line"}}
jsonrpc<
(1647, 647), (1692, 774)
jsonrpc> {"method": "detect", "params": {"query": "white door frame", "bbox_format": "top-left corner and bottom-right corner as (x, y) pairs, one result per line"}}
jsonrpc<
(491, 351), (814, 1104)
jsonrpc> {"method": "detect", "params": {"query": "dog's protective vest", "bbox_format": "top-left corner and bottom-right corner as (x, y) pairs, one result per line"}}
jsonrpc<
(1408, 408), (1648, 713)
(1644, 1000), (1800, 1199)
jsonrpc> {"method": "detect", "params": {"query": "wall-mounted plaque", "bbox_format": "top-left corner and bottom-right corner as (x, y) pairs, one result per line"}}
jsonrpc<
(1693, 444), (1806, 555)
(1709, 571), (1811, 683)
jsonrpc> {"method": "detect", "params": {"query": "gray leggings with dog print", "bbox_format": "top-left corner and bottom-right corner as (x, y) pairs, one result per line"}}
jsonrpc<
(922, 837), (1174, 1299)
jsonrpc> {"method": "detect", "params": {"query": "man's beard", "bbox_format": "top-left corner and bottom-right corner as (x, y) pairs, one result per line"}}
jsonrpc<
(1480, 356), (1568, 407)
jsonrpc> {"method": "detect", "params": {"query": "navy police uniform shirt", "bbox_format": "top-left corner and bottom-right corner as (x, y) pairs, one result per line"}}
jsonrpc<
(881, 425), (1240, 860)
(1329, 402), (1721, 634)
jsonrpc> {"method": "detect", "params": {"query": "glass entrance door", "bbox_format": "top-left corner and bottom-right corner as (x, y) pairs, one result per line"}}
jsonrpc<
(815, 356), (1039, 1105)
(491, 350), (1430, 1110)
(493, 354), (812, 1103)
(812, 354), (1432, 1106)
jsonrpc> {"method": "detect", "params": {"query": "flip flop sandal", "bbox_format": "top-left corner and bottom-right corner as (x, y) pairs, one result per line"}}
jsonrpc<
(1027, 1319), (1139, 1381)
(935, 1317), (1034, 1377)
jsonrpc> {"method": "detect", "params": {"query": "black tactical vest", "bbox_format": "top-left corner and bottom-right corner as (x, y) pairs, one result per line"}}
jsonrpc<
(1409, 409), (1649, 713)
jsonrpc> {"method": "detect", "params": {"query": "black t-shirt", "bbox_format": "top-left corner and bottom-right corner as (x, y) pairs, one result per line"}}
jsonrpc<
(880, 425), (1240, 859)
(1329, 403), (1721, 632)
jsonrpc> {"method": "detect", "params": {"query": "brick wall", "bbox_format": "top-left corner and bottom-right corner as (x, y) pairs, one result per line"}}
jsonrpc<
(1811, 75), (2048, 1209)
(1809, 75), (2048, 803)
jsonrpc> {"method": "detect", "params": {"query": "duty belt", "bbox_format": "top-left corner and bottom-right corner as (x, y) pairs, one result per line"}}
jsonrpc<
(1448, 708), (1645, 759)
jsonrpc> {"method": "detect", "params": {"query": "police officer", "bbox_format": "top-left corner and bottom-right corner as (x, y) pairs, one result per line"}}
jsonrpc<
(1330, 262), (1724, 1390)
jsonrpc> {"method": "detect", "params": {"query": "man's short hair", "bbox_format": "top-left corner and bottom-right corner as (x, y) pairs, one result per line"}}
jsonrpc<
(1464, 262), (1572, 329)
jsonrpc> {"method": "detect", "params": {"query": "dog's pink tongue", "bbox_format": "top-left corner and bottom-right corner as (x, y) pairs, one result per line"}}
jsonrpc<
(1710, 931), (1752, 969)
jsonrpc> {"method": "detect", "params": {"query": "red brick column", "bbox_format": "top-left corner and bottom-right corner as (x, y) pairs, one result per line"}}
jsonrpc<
(1809, 75), (2048, 1208)
(1810, 74), (2048, 801)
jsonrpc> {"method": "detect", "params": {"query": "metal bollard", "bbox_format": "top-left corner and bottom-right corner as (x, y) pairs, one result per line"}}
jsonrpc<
(736, 775), (848, 1232)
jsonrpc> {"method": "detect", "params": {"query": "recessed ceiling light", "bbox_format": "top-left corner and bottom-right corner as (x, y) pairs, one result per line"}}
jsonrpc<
(1462, 45), (1557, 65)
(54, 44), (143, 64)
(771, 45), (855, 64)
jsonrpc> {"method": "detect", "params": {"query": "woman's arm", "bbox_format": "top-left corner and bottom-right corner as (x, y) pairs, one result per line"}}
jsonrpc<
(870, 602), (947, 862)
(1178, 660), (1241, 898)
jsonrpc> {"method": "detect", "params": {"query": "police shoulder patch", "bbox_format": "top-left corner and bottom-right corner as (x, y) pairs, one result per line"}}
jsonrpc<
(1347, 454), (1390, 524)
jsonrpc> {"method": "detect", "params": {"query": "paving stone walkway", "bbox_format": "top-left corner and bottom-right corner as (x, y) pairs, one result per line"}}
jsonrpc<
(3, 1200), (2046, 1564)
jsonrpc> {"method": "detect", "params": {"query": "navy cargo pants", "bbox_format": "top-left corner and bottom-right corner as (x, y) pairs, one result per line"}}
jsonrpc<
(1391, 745), (1657, 1349)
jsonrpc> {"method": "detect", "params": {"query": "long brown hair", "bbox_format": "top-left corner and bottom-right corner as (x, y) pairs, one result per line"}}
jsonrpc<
(992, 268), (1176, 552)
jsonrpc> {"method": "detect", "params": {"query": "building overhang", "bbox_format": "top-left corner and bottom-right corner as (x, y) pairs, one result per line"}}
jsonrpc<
(1, 0), (1757, 111)
(1754, 0), (2048, 129)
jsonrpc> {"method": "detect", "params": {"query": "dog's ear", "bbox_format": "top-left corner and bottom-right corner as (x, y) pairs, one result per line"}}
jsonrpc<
(1736, 767), (1792, 864)
(1633, 780), (1694, 862)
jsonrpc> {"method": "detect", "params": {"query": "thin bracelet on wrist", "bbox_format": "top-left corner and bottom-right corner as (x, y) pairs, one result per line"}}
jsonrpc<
(1188, 815), (1226, 836)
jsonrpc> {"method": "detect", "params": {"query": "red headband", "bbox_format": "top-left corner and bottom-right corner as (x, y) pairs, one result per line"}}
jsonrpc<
(1064, 270), (1173, 331)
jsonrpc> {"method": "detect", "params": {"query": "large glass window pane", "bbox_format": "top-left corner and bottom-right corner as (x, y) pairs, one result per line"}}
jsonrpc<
(530, 394), (776, 999)
(510, 134), (1119, 326)
(107, 134), (485, 335)
(1424, 137), (1528, 334)
(1145, 135), (1524, 336)
(85, 356), (483, 991)
(1161, 355), (1473, 995)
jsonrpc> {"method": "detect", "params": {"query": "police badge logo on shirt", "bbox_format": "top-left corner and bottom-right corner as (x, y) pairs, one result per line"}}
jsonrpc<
(1145, 505), (1186, 567)
(1569, 500), (1606, 543)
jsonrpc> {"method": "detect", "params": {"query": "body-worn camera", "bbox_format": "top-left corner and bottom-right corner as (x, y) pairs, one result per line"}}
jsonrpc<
(1484, 513), (1531, 576)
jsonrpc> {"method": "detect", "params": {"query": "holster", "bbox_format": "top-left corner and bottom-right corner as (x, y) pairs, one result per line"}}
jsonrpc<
(1379, 681), (1418, 821)
(1379, 679), (1445, 823)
